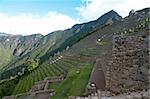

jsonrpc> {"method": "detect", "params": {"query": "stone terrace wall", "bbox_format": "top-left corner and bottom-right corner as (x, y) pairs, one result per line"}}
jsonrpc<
(105, 35), (149, 95)
(2, 76), (64, 99)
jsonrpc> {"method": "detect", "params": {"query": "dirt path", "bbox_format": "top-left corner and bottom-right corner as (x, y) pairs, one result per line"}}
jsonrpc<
(90, 59), (105, 90)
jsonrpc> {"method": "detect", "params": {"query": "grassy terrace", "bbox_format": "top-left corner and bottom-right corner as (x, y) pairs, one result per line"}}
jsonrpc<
(51, 63), (93, 99)
(0, 55), (93, 98)
(11, 56), (87, 95)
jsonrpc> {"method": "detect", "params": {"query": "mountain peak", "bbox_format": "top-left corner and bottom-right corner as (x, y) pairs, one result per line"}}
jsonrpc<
(109, 9), (116, 13)
(96, 10), (122, 23)
(106, 9), (119, 15)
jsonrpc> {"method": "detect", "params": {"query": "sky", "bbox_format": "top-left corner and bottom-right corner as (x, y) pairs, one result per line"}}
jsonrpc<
(0, 0), (149, 35)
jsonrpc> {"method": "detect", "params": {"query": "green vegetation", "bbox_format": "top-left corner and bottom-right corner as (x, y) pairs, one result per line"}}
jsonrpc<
(0, 78), (19, 98)
(51, 63), (93, 99)
(12, 64), (54, 95)
(0, 43), (12, 70)
(11, 56), (85, 95)
(0, 8), (117, 81)
(26, 59), (39, 72)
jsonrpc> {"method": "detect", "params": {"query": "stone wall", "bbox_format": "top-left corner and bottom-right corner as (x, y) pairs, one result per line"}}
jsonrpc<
(105, 35), (149, 95)
(2, 76), (64, 99)
(45, 76), (65, 83)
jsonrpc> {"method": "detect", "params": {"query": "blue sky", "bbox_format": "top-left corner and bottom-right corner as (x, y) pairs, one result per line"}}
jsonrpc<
(0, 0), (149, 35)
(0, 0), (81, 18)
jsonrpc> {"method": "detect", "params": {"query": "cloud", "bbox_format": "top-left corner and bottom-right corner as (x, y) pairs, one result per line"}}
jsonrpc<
(76, 0), (150, 21)
(0, 0), (149, 35)
(0, 11), (78, 35)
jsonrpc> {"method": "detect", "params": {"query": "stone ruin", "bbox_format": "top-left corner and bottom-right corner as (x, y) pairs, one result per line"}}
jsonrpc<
(31, 80), (48, 92)
(2, 76), (65, 99)
(30, 76), (64, 93)
(70, 34), (149, 99)
(105, 35), (149, 95)
(31, 76), (64, 92)
(45, 76), (65, 83)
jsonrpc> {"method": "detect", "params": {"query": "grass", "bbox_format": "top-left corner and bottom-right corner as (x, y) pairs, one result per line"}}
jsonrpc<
(51, 63), (93, 99)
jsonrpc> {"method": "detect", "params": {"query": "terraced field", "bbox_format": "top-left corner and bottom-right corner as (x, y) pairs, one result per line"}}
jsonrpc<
(12, 56), (90, 95)
(51, 63), (94, 99)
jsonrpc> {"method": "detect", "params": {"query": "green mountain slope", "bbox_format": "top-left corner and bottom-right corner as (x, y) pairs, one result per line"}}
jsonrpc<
(0, 10), (122, 80)
(0, 43), (12, 69)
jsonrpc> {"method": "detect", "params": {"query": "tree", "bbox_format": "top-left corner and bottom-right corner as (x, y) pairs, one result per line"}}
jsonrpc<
(26, 59), (39, 72)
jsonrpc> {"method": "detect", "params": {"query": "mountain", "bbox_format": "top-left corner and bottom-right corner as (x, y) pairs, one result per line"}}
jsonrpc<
(0, 33), (44, 71)
(64, 8), (149, 56)
(0, 10), (122, 74)
(0, 43), (12, 70)
(0, 33), (44, 57)
(39, 10), (122, 61)
(0, 8), (149, 98)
